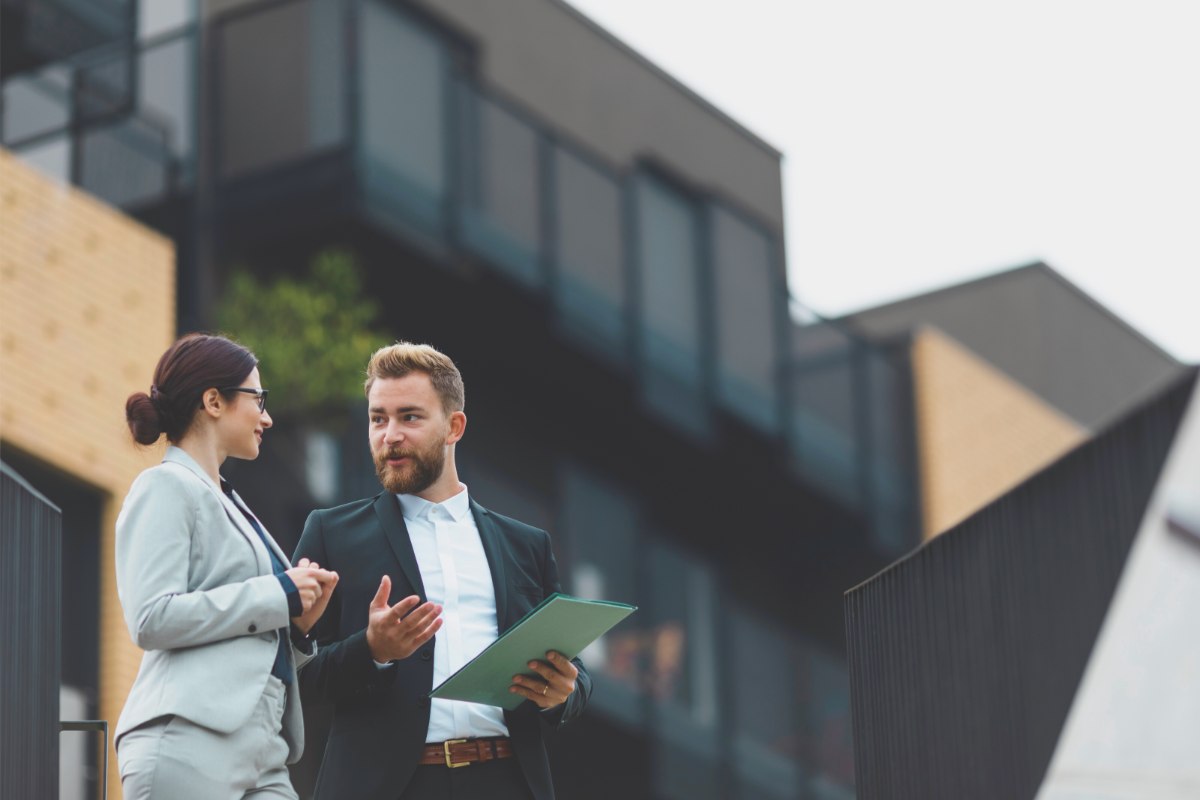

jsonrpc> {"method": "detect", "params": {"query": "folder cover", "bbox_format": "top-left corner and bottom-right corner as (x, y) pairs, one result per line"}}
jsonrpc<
(429, 592), (636, 710)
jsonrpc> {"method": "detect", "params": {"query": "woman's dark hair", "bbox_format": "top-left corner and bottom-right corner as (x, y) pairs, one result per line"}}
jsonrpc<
(125, 333), (258, 445)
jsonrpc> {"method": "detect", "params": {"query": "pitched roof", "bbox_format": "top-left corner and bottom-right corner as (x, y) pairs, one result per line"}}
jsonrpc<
(837, 262), (1185, 429)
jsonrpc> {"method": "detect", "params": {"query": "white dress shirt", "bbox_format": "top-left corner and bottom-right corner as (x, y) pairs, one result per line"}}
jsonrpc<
(395, 485), (509, 742)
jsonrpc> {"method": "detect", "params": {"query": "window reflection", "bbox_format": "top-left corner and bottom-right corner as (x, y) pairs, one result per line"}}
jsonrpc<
(712, 205), (781, 432)
(648, 539), (720, 800)
(458, 89), (542, 285)
(553, 146), (626, 360)
(799, 645), (855, 796)
(789, 321), (863, 506)
(562, 464), (643, 726)
(359, 0), (447, 231)
(634, 173), (707, 437)
(218, 0), (324, 179)
(729, 605), (802, 800)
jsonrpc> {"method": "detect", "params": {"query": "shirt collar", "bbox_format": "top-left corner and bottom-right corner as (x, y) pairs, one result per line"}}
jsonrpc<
(396, 483), (471, 523)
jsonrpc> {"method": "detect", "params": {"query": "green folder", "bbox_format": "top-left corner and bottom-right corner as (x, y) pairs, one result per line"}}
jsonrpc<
(429, 592), (636, 710)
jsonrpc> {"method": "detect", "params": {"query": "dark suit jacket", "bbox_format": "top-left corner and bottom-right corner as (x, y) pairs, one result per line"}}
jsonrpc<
(294, 492), (590, 800)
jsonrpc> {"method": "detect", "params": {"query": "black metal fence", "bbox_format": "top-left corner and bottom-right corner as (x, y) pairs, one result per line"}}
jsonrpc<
(1, 460), (63, 799)
(844, 370), (1197, 800)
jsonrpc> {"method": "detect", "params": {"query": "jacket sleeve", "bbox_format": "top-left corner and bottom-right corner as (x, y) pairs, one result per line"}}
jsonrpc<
(537, 530), (592, 728)
(294, 510), (397, 704)
(115, 468), (290, 651)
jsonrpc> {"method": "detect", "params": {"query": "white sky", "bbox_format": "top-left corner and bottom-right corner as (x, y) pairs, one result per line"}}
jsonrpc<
(565, 0), (1199, 362)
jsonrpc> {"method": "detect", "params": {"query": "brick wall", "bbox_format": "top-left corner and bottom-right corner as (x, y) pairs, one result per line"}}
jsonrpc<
(912, 327), (1087, 539)
(0, 149), (174, 799)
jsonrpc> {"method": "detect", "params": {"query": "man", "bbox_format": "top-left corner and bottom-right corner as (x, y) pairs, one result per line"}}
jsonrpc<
(295, 342), (590, 800)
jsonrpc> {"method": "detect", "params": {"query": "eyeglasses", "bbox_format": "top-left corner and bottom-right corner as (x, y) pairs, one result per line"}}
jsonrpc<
(220, 386), (269, 412)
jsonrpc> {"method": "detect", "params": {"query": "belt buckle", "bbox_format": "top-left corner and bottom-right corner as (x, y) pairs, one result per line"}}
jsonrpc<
(443, 738), (470, 769)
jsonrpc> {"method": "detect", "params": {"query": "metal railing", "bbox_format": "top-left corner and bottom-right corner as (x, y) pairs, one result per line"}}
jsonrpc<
(60, 720), (110, 800)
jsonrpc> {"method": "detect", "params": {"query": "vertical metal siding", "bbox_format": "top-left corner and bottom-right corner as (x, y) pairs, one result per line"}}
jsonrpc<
(1, 461), (62, 799)
(845, 372), (1196, 800)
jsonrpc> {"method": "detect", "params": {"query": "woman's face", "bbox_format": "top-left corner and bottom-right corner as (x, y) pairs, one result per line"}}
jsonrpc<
(219, 366), (272, 461)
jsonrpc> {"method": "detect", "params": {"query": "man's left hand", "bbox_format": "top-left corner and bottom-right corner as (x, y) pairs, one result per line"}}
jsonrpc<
(510, 650), (577, 709)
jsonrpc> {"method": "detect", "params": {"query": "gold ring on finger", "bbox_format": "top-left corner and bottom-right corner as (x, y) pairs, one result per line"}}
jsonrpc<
(542, 684), (549, 696)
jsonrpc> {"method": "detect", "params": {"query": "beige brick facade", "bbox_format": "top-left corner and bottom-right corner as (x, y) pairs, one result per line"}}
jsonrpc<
(911, 327), (1087, 539)
(1, 149), (174, 799)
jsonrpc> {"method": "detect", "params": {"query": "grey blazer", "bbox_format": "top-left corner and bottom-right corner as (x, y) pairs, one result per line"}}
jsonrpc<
(114, 446), (314, 761)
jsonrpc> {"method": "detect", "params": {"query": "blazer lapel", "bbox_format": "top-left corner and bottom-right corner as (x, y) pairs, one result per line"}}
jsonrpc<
(471, 500), (509, 630)
(226, 485), (291, 567)
(373, 493), (426, 600)
(163, 447), (269, 573)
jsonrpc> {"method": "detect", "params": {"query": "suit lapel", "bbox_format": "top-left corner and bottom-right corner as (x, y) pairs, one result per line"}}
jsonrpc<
(214, 488), (272, 573)
(373, 493), (427, 600)
(471, 500), (510, 630)
(163, 447), (270, 574)
(226, 485), (291, 567)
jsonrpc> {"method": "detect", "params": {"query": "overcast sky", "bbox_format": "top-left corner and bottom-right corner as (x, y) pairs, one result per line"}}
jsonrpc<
(565, 0), (1199, 362)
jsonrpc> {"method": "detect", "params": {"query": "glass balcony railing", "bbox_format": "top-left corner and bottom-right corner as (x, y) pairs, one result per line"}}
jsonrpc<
(1, 27), (196, 209)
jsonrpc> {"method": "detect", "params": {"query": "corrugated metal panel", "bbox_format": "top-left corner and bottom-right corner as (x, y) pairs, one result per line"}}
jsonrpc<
(1, 460), (62, 799)
(844, 371), (1196, 800)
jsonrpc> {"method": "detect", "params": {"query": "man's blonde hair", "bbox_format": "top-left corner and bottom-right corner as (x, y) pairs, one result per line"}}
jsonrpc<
(364, 342), (465, 412)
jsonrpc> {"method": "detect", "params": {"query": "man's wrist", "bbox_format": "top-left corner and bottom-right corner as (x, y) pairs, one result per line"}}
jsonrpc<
(366, 626), (388, 664)
(290, 622), (316, 653)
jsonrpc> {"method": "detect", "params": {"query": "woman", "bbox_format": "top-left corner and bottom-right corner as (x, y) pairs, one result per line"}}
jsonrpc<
(115, 333), (337, 799)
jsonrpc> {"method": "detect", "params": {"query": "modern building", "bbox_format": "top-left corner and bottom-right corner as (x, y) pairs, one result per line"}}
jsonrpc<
(2, 2), (923, 797)
(11, 3), (1184, 799)
(837, 263), (1189, 537)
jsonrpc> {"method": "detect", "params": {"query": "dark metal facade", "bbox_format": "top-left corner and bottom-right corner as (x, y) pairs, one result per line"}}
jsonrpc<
(844, 370), (1197, 800)
(0, 460), (62, 799)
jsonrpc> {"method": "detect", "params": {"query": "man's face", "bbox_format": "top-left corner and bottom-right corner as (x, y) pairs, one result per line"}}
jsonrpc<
(368, 373), (455, 495)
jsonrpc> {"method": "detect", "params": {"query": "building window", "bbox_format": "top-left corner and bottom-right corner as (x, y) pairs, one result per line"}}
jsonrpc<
(789, 322), (864, 506)
(633, 172), (707, 437)
(862, 348), (917, 554)
(2, 65), (70, 144)
(357, 0), (447, 231)
(647, 538), (721, 800)
(137, 32), (197, 187)
(458, 87), (543, 286)
(729, 606), (803, 799)
(562, 464), (643, 728)
(138, 0), (195, 41)
(711, 205), (782, 432)
(552, 146), (627, 361)
(217, 0), (345, 180)
(798, 645), (855, 798)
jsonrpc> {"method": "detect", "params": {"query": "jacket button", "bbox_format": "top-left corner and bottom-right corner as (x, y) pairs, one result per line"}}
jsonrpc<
(420, 649), (431, 661)
(248, 623), (257, 633)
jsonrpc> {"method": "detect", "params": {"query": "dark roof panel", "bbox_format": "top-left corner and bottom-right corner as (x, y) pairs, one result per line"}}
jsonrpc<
(838, 263), (1185, 429)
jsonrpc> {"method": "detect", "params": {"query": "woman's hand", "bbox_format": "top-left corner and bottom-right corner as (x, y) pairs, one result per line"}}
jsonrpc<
(287, 558), (339, 635)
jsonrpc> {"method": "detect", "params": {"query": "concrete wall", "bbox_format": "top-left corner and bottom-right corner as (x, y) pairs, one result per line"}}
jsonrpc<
(0, 149), (175, 800)
(911, 327), (1087, 538)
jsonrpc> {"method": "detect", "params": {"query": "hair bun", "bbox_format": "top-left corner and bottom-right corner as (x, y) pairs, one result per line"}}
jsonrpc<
(125, 392), (164, 445)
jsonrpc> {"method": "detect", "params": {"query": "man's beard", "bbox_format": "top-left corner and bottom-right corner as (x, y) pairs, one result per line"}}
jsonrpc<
(374, 441), (446, 495)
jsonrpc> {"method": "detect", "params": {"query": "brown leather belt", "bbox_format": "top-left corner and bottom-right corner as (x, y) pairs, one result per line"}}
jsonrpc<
(419, 737), (513, 768)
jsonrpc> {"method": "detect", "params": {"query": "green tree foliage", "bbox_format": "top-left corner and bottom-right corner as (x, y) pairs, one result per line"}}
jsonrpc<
(216, 250), (385, 424)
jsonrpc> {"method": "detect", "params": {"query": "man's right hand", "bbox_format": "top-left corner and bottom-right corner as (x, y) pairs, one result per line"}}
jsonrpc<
(365, 575), (442, 663)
